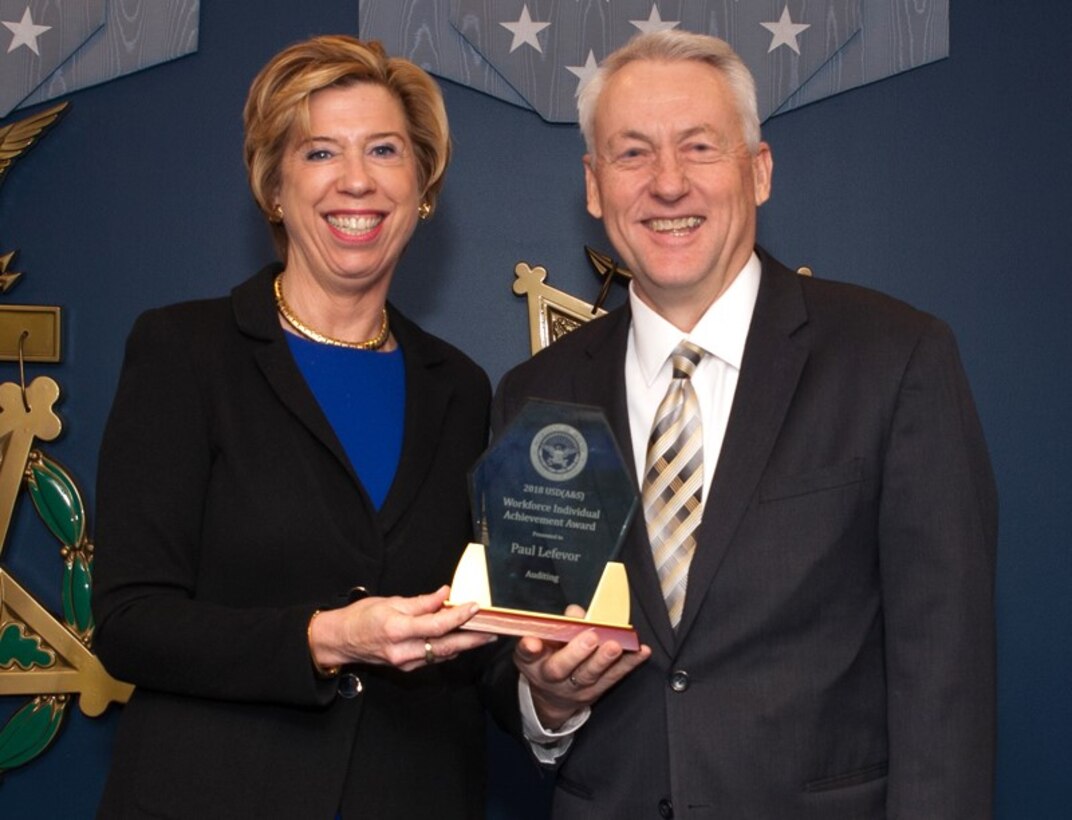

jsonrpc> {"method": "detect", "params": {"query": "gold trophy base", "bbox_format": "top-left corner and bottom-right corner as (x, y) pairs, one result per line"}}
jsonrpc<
(445, 543), (640, 651)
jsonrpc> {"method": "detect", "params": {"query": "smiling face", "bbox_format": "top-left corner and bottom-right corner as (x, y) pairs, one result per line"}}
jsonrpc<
(275, 82), (421, 298)
(584, 59), (772, 330)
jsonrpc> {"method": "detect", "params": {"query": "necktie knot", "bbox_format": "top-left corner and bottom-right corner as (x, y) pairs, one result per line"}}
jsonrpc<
(671, 340), (705, 380)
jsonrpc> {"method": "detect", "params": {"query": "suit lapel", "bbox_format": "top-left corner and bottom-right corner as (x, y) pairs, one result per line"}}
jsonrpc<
(675, 254), (809, 644)
(565, 308), (680, 655)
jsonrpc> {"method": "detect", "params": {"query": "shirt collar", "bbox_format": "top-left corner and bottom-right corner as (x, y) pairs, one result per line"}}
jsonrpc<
(630, 251), (761, 386)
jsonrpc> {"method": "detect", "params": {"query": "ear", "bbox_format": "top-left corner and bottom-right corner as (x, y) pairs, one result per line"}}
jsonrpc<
(583, 154), (603, 219)
(752, 142), (773, 206)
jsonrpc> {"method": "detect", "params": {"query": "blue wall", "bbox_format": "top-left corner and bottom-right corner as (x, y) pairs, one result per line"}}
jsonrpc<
(0, 2), (1068, 816)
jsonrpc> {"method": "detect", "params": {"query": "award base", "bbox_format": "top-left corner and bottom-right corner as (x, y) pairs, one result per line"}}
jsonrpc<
(445, 543), (640, 651)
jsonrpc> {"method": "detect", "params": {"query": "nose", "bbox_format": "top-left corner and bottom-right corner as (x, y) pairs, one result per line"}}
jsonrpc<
(338, 153), (374, 196)
(649, 150), (689, 201)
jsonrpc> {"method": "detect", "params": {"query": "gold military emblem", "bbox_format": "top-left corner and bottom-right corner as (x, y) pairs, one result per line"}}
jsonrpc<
(0, 101), (131, 777)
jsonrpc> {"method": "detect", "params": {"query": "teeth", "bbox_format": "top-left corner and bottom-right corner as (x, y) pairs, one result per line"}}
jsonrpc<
(648, 217), (702, 235)
(327, 214), (383, 234)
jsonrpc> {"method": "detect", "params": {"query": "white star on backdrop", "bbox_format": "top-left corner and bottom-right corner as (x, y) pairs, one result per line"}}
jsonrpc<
(3, 6), (51, 55)
(630, 5), (680, 34)
(500, 5), (551, 54)
(565, 50), (599, 95)
(760, 5), (810, 55)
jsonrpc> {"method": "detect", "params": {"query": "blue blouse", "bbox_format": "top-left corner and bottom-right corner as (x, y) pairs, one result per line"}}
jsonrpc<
(285, 332), (405, 510)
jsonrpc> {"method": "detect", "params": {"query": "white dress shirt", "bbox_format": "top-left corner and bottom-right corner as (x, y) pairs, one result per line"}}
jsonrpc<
(520, 253), (762, 760)
(626, 252), (761, 494)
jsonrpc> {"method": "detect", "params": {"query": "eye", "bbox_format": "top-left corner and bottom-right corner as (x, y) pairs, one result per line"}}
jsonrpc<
(368, 141), (405, 163)
(612, 146), (651, 167)
(304, 148), (334, 162)
(682, 141), (722, 164)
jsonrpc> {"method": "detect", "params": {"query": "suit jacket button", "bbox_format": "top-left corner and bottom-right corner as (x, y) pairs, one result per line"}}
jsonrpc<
(338, 672), (363, 699)
(658, 797), (674, 818)
(669, 670), (689, 692)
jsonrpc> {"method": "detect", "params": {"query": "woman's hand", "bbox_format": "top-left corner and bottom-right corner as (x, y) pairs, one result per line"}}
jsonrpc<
(307, 585), (495, 672)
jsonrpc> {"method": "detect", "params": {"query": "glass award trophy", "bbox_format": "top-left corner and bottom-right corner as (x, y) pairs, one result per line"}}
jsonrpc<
(447, 399), (639, 650)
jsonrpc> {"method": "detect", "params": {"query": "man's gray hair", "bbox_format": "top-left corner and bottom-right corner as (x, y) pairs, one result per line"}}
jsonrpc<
(577, 30), (762, 156)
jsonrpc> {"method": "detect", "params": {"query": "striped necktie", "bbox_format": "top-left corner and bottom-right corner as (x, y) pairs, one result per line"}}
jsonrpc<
(642, 340), (706, 628)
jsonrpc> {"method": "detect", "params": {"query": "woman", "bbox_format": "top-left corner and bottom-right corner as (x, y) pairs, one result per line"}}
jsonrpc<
(93, 36), (498, 819)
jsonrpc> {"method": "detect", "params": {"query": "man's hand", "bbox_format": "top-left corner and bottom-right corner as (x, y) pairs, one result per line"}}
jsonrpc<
(514, 606), (651, 729)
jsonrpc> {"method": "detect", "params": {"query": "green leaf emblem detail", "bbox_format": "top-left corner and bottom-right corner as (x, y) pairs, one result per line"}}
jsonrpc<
(62, 552), (95, 634)
(0, 624), (53, 670)
(26, 454), (86, 548)
(0, 698), (66, 773)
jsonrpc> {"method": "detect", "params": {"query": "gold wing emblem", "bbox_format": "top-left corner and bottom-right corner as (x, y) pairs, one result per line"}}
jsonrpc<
(0, 102), (69, 189)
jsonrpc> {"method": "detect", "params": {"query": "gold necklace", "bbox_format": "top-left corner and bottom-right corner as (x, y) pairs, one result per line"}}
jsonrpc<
(273, 274), (390, 351)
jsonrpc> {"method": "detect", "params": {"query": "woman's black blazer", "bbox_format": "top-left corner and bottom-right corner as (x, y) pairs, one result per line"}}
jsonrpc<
(93, 265), (495, 819)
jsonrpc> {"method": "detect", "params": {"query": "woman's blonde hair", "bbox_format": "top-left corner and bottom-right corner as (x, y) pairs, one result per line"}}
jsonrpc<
(243, 35), (450, 257)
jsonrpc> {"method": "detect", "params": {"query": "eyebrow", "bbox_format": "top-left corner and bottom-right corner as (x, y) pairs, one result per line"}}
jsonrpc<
(609, 124), (716, 145)
(297, 130), (408, 146)
(677, 125), (716, 141)
(614, 129), (654, 144)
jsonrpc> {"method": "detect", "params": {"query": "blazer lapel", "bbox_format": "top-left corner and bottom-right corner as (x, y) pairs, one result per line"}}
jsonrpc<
(233, 267), (367, 495)
(675, 254), (810, 644)
(233, 268), (456, 561)
(376, 308), (453, 535)
(234, 275), (456, 553)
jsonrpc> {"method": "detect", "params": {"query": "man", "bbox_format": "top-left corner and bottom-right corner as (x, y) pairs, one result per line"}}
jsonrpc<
(496, 30), (996, 819)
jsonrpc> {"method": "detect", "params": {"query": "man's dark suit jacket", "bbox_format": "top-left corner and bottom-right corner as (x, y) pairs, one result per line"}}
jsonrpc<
(493, 248), (997, 819)
(92, 266), (495, 819)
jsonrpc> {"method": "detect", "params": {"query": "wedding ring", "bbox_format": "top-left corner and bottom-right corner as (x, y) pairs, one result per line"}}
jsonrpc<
(568, 674), (580, 687)
(424, 640), (436, 665)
